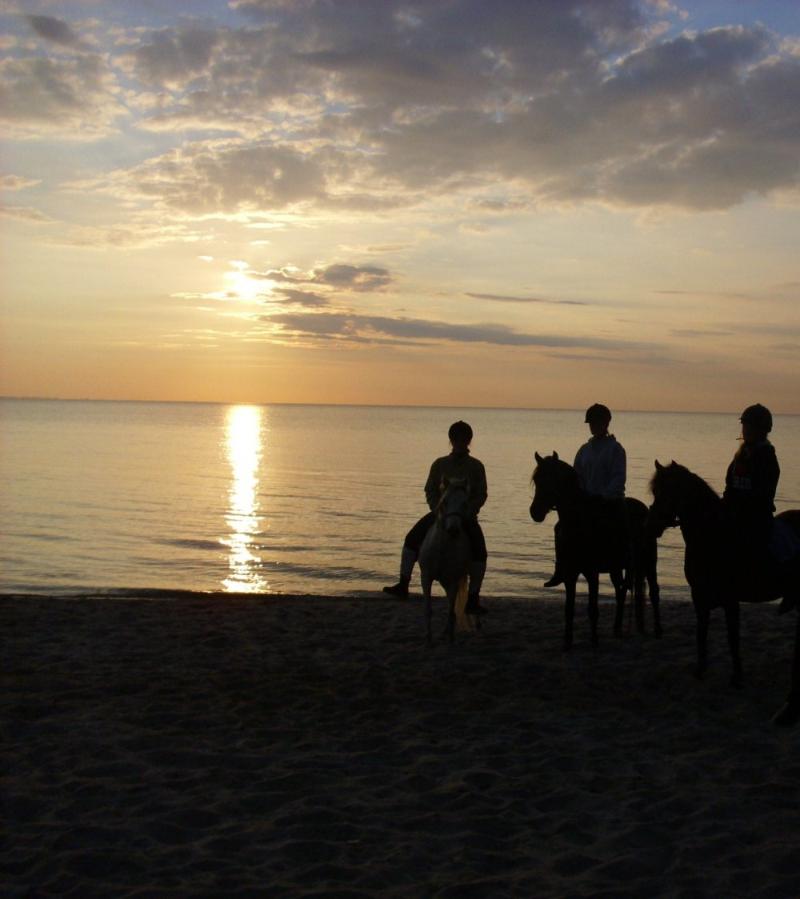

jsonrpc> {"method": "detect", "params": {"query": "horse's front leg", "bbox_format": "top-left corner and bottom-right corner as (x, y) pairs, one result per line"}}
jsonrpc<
(422, 575), (434, 646)
(586, 570), (599, 647)
(649, 572), (663, 638)
(724, 600), (743, 688)
(611, 568), (626, 637)
(773, 612), (800, 726)
(563, 577), (577, 651)
(444, 580), (457, 644)
(694, 596), (710, 679)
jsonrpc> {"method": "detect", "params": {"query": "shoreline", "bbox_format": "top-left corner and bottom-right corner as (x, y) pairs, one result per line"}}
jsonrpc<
(4, 592), (799, 897)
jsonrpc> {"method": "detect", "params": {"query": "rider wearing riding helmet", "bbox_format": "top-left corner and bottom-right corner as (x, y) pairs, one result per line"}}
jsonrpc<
(544, 403), (627, 588)
(383, 420), (488, 614)
(723, 404), (780, 574)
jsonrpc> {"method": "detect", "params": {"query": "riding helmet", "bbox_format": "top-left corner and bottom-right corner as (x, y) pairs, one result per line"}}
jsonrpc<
(448, 420), (473, 443)
(740, 403), (772, 433)
(584, 403), (612, 425)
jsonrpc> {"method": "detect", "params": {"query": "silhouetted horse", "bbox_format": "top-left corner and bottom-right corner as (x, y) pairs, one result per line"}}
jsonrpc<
(419, 478), (473, 646)
(648, 460), (800, 726)
(530, 452), (661, 651)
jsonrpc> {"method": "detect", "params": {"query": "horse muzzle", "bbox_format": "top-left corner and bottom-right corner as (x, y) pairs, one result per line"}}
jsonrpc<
(529, 501), (548, 523)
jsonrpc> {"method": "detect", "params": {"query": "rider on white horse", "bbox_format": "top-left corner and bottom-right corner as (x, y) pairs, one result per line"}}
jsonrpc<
(383, 420), (488, 614)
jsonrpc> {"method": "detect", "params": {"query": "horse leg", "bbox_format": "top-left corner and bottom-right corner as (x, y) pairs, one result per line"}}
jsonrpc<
(773, 612), (800, 727)
(633, 571), (645, 634)
(724, 601), (743, 688)
(422, 575), (434, 646)
(611, 568), (625, 637)
(649, 571), (663, 638)
(587, 571), (599, 647)
(694, 599), (710, 679)
(563, 578), (577, 651)
(445, 581), (457, 645)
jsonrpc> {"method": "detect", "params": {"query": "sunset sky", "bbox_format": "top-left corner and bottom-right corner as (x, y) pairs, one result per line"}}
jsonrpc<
(1, 0), (799, 411)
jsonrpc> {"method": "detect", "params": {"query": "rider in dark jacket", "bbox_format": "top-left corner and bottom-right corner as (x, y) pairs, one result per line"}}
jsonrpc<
(723, 404), (779, 552)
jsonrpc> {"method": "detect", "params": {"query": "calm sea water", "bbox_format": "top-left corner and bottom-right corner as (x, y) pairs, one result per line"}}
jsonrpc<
(2, 399), (799, 598)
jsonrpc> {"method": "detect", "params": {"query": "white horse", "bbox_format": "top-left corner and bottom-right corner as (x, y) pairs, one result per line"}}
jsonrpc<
(418, 478), (473, 645)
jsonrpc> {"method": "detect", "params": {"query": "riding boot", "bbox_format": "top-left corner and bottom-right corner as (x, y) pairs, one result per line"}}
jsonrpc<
(465, 560), (488, 615)
(382, 546), (416, 598)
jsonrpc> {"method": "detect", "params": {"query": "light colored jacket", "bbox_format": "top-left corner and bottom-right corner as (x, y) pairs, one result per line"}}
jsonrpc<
(574, 435), (626, 498)
(424, 451), (487, 517)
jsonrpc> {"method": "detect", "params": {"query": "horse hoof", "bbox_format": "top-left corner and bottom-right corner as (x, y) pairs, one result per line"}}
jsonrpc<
(772, 701), (800, 727)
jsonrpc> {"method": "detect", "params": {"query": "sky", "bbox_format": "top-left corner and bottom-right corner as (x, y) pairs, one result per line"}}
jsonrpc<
(1, 0), (799, 412)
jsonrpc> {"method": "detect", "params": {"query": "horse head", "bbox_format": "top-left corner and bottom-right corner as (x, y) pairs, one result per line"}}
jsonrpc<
(439, 477), (470, 536)
(529, 450), (570, 522)
(646, 459), (683, 537)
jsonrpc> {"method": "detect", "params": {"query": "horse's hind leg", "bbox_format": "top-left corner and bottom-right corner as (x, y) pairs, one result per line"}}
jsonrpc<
(773, 612), (800, 727)
(694, 600), (710, 679)
(587, 571), (599, 647)
(724, 601), (743, 688)
(563, 578), (577, 651)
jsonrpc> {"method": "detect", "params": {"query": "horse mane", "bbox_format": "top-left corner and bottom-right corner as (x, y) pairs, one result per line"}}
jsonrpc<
(650, 462), (720, 504)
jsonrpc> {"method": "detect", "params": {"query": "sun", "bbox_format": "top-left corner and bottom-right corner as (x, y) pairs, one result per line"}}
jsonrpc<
(224, 263), (264, 303)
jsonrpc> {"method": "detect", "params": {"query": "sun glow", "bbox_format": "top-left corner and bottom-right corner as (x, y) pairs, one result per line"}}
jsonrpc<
(222, 405), (267, 592)
(225, 268), (264, 303)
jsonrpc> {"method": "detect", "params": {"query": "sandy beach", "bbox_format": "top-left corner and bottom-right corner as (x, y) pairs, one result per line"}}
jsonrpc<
(3, 591), (800, 898)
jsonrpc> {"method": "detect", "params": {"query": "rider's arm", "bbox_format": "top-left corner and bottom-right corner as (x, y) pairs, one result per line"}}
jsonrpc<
(424, 459), (441, 511)
(470, 461), (488, 516)
(603, 443), (626, 498)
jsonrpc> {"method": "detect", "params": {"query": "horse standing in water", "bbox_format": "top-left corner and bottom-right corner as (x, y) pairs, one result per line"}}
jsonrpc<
(419, 478), (473, 646)
(530, 452), (661, 651)
(647, 460), (800, 725)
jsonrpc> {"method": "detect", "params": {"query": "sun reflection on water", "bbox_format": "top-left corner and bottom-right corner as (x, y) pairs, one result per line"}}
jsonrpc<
(222, 405), (267, 592)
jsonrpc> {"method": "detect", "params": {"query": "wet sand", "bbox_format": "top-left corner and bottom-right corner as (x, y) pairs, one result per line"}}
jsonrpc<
(3, 592), (800, 898)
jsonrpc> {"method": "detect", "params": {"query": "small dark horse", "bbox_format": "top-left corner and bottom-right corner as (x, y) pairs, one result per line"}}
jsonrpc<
(530, 452), (661, 650)
(647, 460), (800, 726)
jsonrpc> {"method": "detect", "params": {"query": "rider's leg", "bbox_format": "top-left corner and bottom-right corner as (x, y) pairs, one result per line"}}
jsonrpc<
(544, 521), (563, 588)
(383, 513), (434, 597)
(465, 520), (488, 614)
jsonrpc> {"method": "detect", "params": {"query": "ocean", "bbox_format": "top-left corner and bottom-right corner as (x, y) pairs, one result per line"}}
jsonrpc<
(2, 399), (799, 598)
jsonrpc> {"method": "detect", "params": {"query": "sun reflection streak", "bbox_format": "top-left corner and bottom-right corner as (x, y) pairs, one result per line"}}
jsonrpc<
(222, 405), (267, 592)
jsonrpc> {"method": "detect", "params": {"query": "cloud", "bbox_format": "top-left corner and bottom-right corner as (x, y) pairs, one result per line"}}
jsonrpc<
(25, 15), (89, 51)
(0, 204), (53, 222)
(250, 262), (393, 292)
(1, 174), (41, 191)
(0, 53), (123, 138)
(466, 292), (587, 306)
(272, 288), (329, 307)
(7, 2), (800, 209)
(261, 308), (656, 351)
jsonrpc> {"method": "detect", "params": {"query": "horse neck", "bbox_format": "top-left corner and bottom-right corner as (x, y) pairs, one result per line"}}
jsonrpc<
(676, 473), (723, 542)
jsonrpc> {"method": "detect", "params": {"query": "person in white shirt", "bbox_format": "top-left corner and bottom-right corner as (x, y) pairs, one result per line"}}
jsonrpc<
(543, 403), (627, 588)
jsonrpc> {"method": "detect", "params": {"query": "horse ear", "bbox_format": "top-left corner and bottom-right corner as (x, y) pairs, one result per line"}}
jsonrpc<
(534, 451), (543, 463)
(553, 450), (558, 460)
(655, 460), (663, 470)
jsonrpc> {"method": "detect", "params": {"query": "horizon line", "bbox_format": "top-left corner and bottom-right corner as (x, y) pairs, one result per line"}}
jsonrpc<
(2, 394), (798, 417)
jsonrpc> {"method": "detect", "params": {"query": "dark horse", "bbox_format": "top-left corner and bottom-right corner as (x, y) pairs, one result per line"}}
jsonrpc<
(530, 452), (661, 650)
(647, 460), (800, 726)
